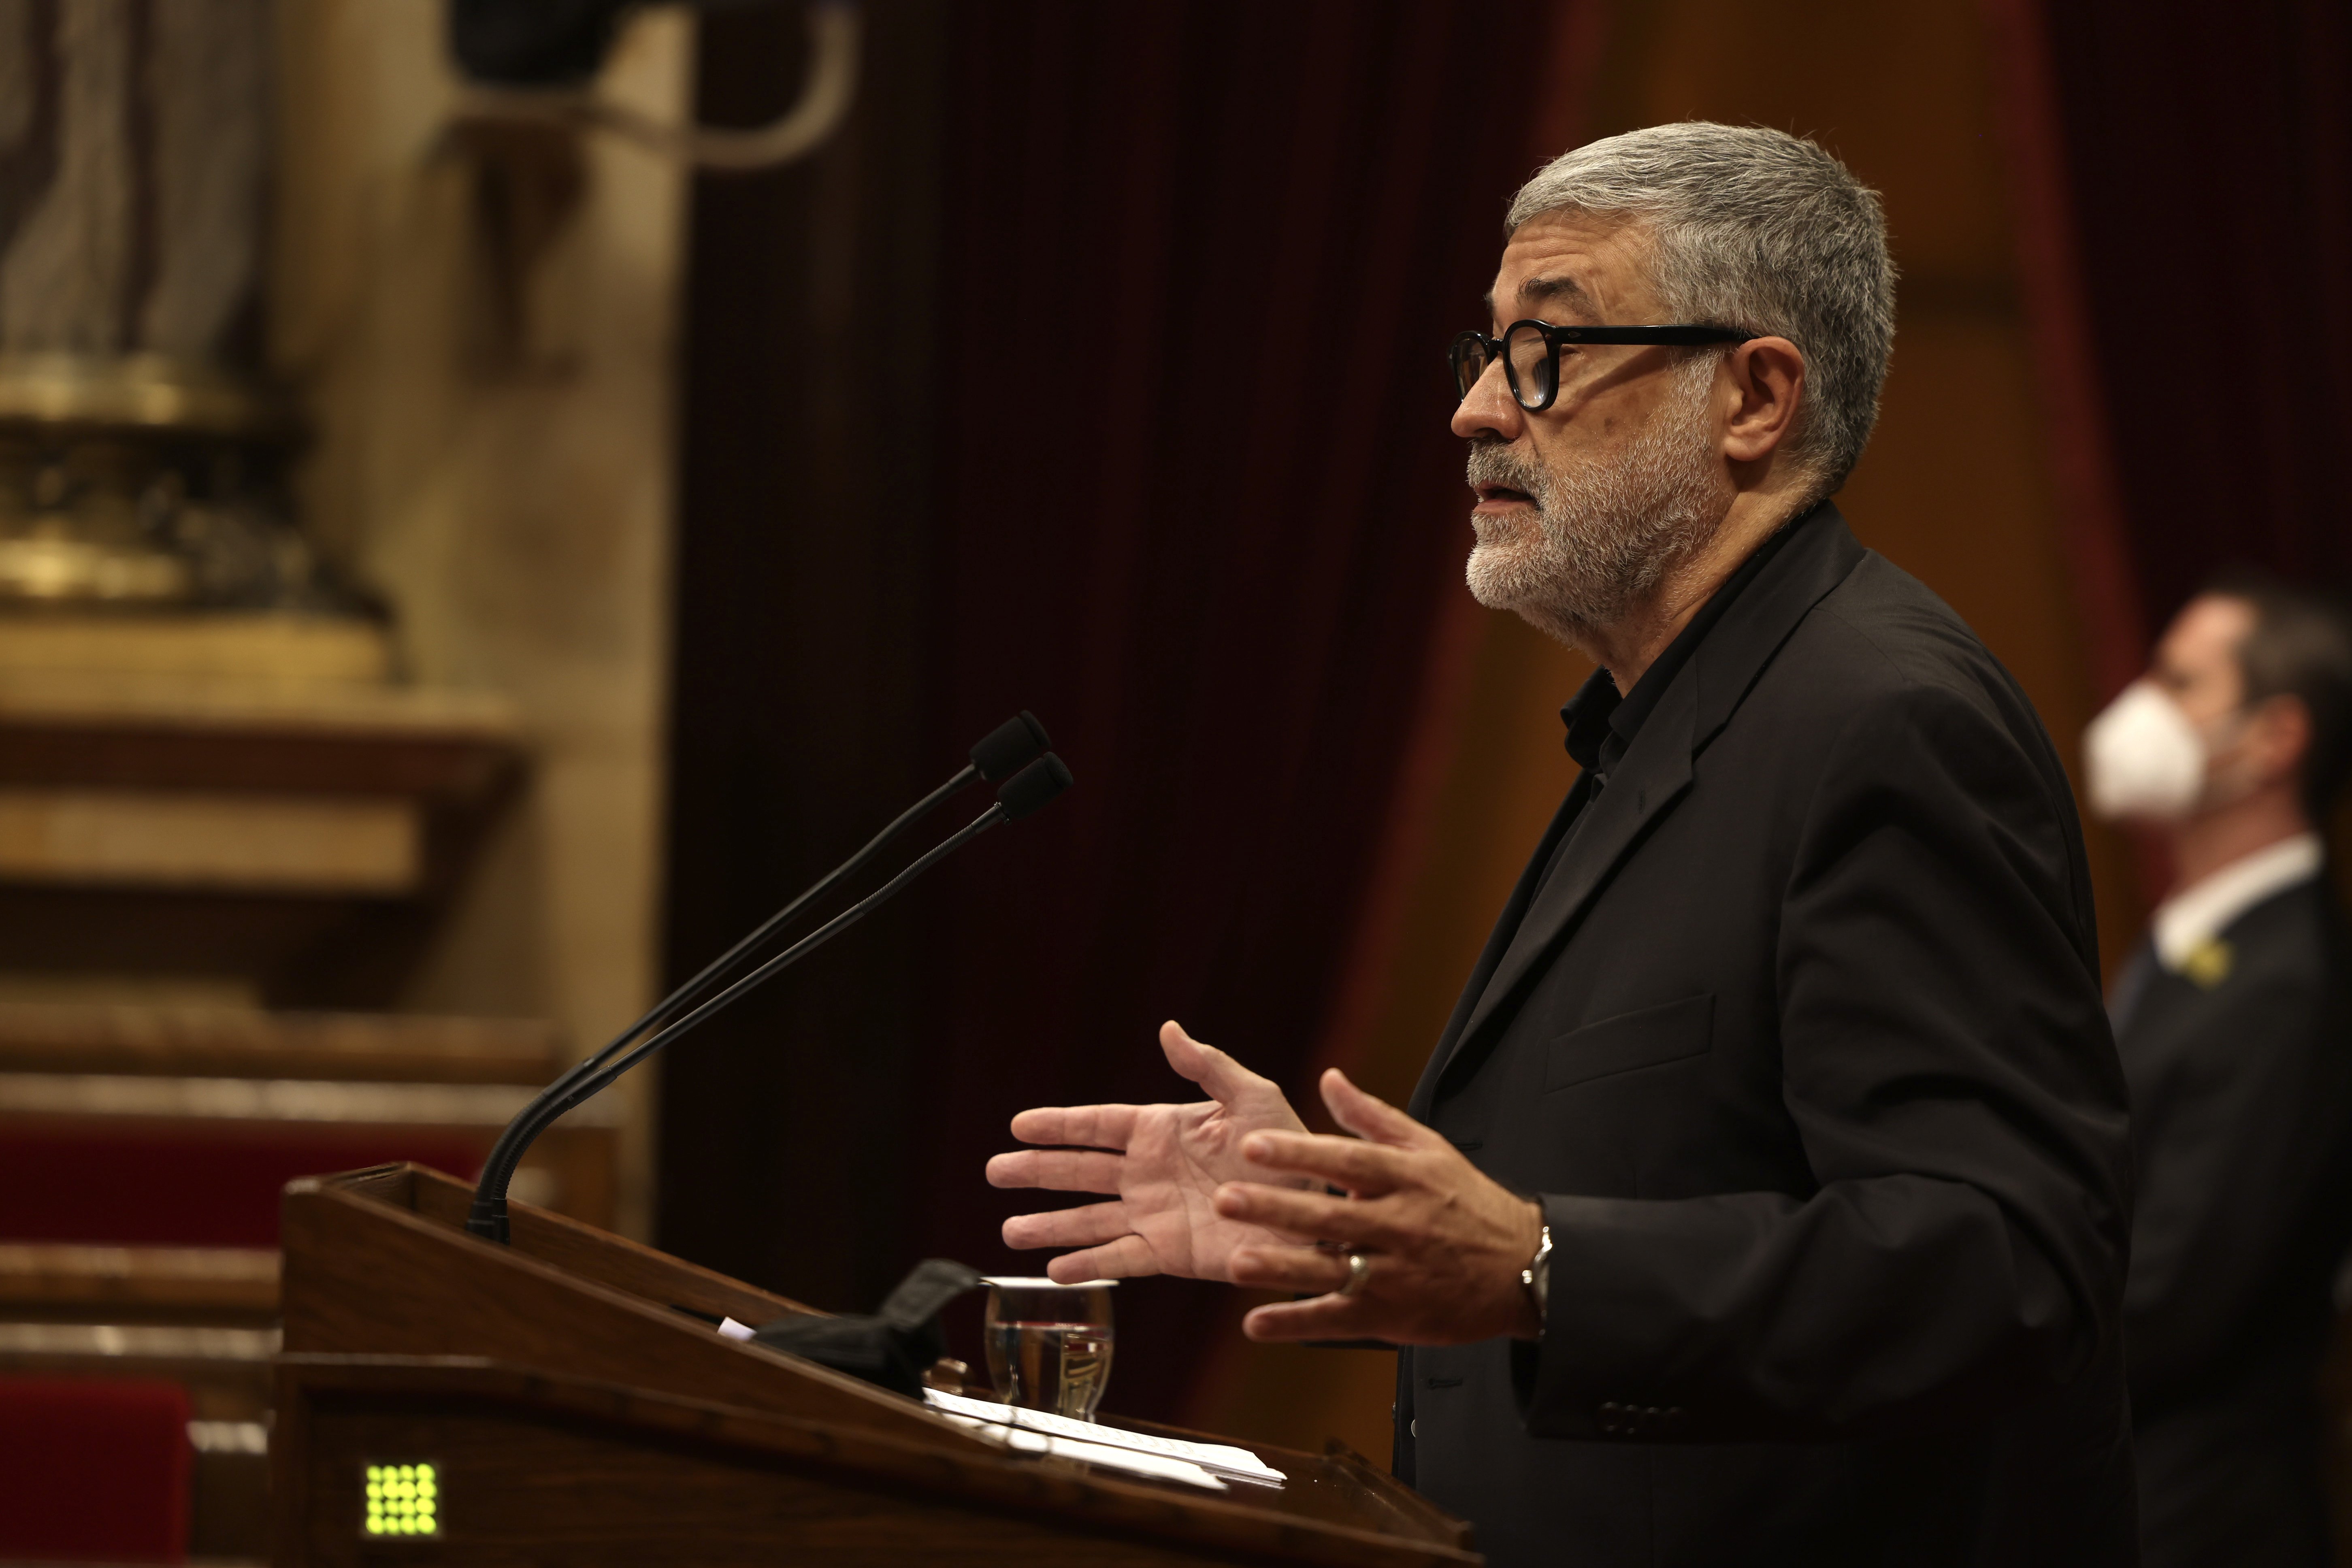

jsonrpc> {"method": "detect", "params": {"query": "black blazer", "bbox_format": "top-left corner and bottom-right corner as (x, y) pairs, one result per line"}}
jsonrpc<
(2122, 878), (2352, 1417)
(1395, 507), (2137, 1567)
(2119, 879), (2352, 1568)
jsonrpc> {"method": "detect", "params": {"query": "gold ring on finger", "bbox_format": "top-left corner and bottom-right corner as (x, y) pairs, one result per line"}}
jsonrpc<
(1338, 1250), (1371, 1297)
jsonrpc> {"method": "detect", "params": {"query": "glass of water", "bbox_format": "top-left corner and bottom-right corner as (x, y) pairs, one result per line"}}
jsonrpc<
(982, 1276), (1116, 1422)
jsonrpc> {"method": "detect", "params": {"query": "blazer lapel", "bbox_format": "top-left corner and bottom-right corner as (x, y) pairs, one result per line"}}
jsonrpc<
(1420, 506), (1871, 1097)
(1433, 683), (1696, 1086)
(1407, 776), (1591, 1120)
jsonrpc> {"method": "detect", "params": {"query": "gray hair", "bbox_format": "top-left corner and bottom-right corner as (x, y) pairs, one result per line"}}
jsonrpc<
(1506, 123), (1895, 499)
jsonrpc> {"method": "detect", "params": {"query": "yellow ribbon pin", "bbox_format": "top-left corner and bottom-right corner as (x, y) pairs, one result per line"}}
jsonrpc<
(2180, 938), (2235, 989)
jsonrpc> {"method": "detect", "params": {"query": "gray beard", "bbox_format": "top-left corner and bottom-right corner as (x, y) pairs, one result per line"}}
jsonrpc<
(1463, 357), (1730, 641)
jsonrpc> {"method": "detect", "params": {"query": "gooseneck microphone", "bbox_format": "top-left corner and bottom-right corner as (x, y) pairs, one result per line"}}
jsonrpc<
(464, 711), (1046, 1235)
(466, 719), (1067, 1242)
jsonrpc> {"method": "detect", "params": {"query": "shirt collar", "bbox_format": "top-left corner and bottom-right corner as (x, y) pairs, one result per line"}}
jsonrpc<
(1560, 667), (1620, 773)
(2151, 831), (2325, 969)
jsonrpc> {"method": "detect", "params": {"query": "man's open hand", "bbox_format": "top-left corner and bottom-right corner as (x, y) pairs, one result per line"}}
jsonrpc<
(1221, 1066), (1544, 1345)
(986, 1021), (1314, 1283)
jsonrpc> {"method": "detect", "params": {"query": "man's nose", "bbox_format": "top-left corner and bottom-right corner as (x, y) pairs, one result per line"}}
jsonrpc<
(1450, 359), (1523, 443)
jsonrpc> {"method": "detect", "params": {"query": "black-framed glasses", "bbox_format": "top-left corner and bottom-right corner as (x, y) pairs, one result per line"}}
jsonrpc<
(1450, 320), (1758, 411)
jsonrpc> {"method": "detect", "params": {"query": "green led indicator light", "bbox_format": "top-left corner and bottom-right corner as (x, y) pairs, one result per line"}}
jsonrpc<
(362, 1463), (439, 1537)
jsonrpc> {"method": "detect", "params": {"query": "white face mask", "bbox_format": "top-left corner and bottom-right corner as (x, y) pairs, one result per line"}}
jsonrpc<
(2083, 681), (2207, 823)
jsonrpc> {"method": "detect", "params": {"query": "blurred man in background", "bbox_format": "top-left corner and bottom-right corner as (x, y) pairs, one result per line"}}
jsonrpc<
(2086, 577), (2352, 1568)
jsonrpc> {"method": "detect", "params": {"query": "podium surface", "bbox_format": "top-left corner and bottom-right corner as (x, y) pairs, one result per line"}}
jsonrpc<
(274, 1163), (1479, 1565)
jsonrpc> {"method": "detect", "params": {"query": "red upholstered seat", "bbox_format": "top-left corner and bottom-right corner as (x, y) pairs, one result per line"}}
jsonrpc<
(0, 1125), (492, 1246)
(0, 1376), (191, 1562)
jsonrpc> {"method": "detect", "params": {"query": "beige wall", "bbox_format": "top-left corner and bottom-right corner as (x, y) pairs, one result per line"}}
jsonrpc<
(271, 2), (692, 1236)
(1193, 0), (2141, 1462)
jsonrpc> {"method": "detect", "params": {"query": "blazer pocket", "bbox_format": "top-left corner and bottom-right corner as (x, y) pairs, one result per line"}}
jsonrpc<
(1544, 994), (1715, 1093)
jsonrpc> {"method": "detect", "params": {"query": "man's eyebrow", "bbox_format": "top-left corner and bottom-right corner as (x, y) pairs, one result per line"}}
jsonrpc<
(1483, 274), (1597, 324)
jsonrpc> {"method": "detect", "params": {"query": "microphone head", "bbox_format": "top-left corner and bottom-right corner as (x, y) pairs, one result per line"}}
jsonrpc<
(996, 752), (1074, 820)
(970, 711), (1051, 782)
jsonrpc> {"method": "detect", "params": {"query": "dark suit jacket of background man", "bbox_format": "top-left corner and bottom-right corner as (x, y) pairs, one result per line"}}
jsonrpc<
(1393, 505), (2137, 1567)
(2119, 878), (2352, 1568)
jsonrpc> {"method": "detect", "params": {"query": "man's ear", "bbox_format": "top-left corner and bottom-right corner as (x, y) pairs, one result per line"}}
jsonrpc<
(2249, 693), (2315, 787)
(1720, 337), (1806, 464)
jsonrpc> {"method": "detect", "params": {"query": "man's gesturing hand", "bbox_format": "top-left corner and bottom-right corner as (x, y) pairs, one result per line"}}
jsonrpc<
(986, 1021), (1314, 1284)
(1222, 1067), (1544, 1345)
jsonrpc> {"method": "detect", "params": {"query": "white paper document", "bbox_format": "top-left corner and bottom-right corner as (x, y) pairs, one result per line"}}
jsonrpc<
(923, 1389), (1287, 1489)
(932, 1412), (1230, 1490)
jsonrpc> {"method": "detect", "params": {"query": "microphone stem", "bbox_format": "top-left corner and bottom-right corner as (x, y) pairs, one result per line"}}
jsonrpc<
(653, 762), (980, 1037)
(469, 763), (978, 1237)
(469, 803), (1006, 1241)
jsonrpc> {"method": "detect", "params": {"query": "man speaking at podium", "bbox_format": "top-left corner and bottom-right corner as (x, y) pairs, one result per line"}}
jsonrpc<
(990, 124), (2134, 1566)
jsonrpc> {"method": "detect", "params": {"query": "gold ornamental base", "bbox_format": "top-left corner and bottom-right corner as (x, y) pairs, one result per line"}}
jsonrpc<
(0, 530), (192, 605)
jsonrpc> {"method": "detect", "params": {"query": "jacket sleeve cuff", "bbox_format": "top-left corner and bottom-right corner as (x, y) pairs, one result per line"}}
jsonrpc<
(1513, 1193), (1698, 1442)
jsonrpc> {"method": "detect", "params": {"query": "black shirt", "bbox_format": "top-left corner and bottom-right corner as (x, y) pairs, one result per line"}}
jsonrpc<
(1561, 506), (1820, 787)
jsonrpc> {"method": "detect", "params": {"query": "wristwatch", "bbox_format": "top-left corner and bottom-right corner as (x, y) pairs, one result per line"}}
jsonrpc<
(1520, 1223), (1553, 1320)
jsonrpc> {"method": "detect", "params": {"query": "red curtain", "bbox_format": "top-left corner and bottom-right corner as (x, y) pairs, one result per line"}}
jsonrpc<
(665, 0), (1561, 1421)
(905, 1), (1557, 1418)
(1988, 0), (2352, 684)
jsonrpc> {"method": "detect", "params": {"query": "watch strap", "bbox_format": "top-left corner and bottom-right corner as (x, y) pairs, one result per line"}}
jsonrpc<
(1519, 1222), (1553, 1319)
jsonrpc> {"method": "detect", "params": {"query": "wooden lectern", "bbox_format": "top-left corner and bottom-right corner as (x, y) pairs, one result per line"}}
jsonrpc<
(273, 1164), (1480, 1566)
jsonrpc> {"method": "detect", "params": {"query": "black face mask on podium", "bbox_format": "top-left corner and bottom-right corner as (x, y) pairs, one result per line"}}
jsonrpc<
(750, 1259), (985, 1398)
